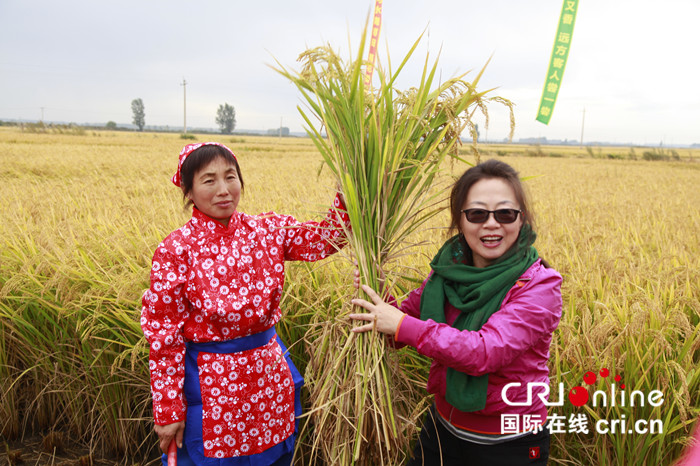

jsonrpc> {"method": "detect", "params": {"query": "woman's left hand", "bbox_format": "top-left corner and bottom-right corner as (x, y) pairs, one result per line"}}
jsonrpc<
(154, 421), (185, 455)
(350, 284), (405, 336)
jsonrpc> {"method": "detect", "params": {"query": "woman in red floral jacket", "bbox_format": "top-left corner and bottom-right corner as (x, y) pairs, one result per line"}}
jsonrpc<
(141, 142), (350, 465)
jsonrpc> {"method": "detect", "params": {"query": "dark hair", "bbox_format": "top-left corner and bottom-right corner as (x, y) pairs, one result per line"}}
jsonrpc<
(449, 159), (534, 235)
(180, 145), (244, 206)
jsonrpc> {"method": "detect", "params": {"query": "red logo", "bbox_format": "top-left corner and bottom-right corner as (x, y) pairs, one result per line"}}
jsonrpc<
(568, 367), (625, 406)
(529, 446), (540, 459)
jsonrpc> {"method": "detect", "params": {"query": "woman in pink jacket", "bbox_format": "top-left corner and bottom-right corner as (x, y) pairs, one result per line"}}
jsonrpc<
(350, 159), (562, 465)
(141, 142), (349, 465)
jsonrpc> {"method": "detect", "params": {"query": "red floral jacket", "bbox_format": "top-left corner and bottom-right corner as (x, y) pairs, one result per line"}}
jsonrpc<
(141, 194), (349, 427)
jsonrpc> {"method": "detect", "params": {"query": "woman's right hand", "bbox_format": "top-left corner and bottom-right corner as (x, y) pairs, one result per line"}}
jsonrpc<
(155, 421), (185, 454)
(350, 284), (405, 335)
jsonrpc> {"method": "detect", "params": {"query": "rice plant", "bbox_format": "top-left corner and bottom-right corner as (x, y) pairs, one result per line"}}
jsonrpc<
(274, 25), (513, 464)
(0, 128), (698, 464)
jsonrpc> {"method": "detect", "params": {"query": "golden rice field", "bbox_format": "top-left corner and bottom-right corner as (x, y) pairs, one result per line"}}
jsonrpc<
(0, 127), (698, 464)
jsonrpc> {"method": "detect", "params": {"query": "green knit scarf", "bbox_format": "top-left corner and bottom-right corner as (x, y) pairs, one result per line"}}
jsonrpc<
(419, 225), (538, 412)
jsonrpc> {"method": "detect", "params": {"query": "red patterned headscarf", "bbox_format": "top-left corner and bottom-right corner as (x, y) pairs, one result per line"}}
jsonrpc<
(171, 142), (238, 187)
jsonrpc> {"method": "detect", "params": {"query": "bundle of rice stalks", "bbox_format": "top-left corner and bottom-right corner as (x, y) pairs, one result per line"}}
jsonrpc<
(275, 26), (513, 465)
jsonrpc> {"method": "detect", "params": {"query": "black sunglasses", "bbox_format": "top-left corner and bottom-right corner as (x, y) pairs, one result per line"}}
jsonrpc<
(462, 208), (522, 224)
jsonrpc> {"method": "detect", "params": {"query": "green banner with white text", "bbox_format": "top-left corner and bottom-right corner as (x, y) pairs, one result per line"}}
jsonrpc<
(536, 0), (579, 124)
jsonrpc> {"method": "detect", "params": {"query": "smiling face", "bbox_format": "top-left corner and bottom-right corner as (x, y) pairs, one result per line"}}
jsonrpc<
(187, 156), (241, 227)
(460, 177), (523, 268)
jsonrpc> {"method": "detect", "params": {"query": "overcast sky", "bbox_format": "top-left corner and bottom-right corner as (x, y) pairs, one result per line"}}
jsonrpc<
(1, 0), (698, 145)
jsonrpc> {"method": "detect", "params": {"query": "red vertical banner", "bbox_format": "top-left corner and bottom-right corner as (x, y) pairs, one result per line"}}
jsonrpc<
(364, 0), (383, 88)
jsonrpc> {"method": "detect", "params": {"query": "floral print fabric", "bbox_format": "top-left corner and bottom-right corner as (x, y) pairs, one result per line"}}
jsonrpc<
(141, 194), (349, 457)
(198, 335), (294, 458)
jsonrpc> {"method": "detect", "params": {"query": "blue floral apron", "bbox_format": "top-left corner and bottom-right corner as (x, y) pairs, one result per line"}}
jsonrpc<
(162, 327), (303, 465)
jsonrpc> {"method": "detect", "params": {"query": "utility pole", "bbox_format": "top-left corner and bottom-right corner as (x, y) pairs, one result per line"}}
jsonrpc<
(580, 108), (585, 147)
(181, 78), (187, 133)
(40, 107), (44, 122)
(279, 117), (282, 138)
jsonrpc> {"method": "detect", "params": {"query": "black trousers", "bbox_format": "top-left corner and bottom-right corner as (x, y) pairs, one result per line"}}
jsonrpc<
(406, 407), (550, 466)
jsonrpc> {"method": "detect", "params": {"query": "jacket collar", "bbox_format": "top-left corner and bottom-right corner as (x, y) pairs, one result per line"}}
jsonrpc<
(190, 207), (241, 235)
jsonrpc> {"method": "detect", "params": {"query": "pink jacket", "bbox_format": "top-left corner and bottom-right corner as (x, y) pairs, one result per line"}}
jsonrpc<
(394, 258), (562, 434)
